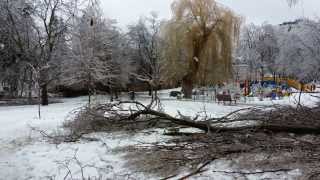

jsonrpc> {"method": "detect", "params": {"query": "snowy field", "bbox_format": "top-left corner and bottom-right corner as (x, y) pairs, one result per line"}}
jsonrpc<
(0, 90), (319, 180)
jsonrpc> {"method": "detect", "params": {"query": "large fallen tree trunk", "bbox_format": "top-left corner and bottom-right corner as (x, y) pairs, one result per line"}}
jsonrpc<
(64, 100), (320, 137)
(126, 104), (320, 135)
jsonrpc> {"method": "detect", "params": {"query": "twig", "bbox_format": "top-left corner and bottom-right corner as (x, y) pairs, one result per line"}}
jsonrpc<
(176, 157), (216, 180)
(212, 168), (292, 175)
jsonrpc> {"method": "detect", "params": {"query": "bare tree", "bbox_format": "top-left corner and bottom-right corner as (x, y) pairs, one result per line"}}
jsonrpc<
(0, 0), (39, 100)
(237, 24), (279, 81)
(127, 12), (163, 100)
(33, 0), (76, 105)
(60, 0), (116, 105)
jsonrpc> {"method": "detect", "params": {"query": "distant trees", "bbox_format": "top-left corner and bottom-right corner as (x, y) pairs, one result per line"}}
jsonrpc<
(0, 0), (132, 105)
(2, 0), (318, 104)
(237, 19), (320, 83)
(0, 0), (77, 105)
(0, 0), (38, 100)
(60, 1), (113, 104)
(163, 0), (241, 98)
(59, 0), (134, 103)
(33, 0), (77, 105)
(277, 19), (320, 82)
(127, 13), (163, 99)
(236, 24), (279, 80)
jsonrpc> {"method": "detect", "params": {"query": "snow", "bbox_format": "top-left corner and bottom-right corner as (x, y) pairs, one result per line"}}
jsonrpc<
(0, 90), (318, 179)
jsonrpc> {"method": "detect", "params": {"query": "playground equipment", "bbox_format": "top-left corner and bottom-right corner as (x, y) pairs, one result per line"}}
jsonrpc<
(262, 77), (313, 92)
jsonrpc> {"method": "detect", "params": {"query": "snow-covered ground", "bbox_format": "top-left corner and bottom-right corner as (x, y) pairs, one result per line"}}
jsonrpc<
(0, 90), (319, 179)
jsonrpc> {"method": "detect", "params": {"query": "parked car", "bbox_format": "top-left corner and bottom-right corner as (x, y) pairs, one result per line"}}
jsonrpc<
(170, 91), (182, 97)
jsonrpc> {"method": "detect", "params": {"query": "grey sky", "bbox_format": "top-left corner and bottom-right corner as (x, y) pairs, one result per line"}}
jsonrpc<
(100, 0), (320, 29)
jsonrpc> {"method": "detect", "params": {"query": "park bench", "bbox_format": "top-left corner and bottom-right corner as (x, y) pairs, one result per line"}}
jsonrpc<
(216, 94), (237, 105)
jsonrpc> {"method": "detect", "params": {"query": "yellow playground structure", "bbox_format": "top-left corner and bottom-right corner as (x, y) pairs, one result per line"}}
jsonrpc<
(263, 77), (314, 92)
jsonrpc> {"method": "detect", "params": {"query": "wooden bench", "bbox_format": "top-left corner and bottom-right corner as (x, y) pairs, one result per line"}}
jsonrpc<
(216, 94), (237, 105)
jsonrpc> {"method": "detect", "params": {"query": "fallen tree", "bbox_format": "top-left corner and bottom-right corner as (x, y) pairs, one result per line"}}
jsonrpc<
(64, 100), (320, 136)
(61, 100), (320, 179)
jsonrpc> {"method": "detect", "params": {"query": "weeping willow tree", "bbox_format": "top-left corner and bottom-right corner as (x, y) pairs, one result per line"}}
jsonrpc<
(162, 0), (241, 98)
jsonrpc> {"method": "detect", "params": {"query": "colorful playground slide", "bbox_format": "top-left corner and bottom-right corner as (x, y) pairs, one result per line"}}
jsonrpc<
(263, 77), (313, 92)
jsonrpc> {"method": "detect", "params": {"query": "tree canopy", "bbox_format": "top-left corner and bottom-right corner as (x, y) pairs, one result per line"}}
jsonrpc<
(162, 0), (241, 97)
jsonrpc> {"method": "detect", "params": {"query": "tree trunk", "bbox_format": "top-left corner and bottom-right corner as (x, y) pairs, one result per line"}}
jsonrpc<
(148, 86), (152, 97)
(38, 85), (41, 119)
(88, 93), (91, 106)
(115, 90), (119, 99)
(298, 84), (304, 107)
(41, 84), (49, 106)
(110, 87), (114, 102)
(155, 89), (158, 98)
(181, 37), (203, 99)
(28, 71), (33, 104)
(88, 73), (92, 106)
(128, 105), (320, 135)
(20, 82), (24, 97)
(150, 85), (154, 100)
(9, 80), (18, 98)
(20, 69), (28, 97)
(28, 85), (32, 104)
(182, 55), (200, 99)
(182, 74), (194, 99)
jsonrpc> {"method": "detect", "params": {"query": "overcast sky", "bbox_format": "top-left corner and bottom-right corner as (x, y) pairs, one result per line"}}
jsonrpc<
(100, 0), (320, 29)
